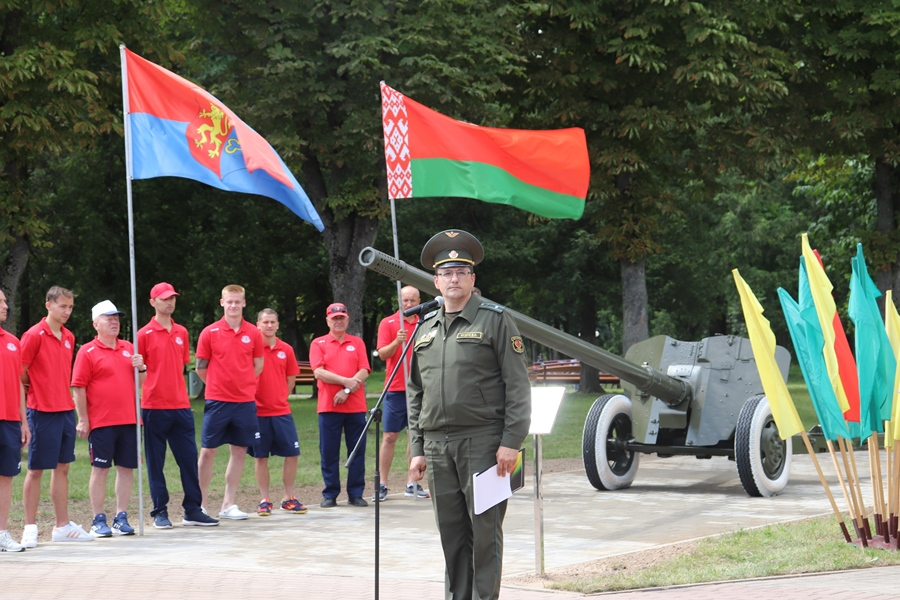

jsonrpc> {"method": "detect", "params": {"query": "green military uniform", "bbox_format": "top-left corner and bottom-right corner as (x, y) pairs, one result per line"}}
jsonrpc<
(407, 293), (531, 600)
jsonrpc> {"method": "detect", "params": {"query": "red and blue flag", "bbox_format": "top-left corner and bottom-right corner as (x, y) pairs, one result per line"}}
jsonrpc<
(122, 48), (323, 231)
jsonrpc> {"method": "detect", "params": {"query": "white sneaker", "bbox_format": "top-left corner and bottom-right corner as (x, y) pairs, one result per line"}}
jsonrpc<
(20, 524), (37, 548)
(52, 521), (94, 542)
(217, 504), (248, 520)
(1, 530), (25, 552)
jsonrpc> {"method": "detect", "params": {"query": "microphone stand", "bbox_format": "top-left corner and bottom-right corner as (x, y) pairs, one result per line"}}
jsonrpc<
(347, 315), (424, 600)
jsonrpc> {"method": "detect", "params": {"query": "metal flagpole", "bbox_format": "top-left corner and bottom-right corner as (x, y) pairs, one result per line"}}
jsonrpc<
(120, 44), (145, 535)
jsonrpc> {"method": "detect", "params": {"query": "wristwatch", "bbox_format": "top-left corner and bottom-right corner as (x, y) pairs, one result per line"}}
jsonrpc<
(343, 387), (351, 394)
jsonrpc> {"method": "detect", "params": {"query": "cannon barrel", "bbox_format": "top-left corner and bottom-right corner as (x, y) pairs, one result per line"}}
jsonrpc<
(359, 247), (690, 404)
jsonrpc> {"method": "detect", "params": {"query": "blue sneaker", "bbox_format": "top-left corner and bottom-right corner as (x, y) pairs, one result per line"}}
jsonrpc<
(112, 511), (135, 536)
(153, 510), (173, 529)
(90, 513), (112, 538)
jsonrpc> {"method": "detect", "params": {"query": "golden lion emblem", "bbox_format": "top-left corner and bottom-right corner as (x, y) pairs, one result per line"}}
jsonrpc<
(195, 104), (231, 158)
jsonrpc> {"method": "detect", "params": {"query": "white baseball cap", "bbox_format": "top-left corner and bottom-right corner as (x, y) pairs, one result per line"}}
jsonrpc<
(91, 300), (125, 321)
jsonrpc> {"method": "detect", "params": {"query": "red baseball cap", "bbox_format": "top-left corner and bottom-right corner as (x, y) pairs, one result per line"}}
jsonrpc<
(150, 282), (180, 300)
(326, 303), (348, 318)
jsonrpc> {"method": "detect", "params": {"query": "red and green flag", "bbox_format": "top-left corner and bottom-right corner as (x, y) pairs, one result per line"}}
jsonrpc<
(381, 83), (589, 220)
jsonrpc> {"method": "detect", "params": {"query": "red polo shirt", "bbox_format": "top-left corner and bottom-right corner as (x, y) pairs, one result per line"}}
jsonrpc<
(71, 338), (138, 429)
(254, 339), (300, 417)
(309, 332), (370, 414)
(0, 328), (22, 422)
(139, 317), (191, 409)
(196, 317), (264, 402)
(376, 311), (418, 392)
(20, 318), (75, 412)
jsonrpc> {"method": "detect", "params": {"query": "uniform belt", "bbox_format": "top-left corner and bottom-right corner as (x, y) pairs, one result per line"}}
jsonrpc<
(424, 424), (502, 442)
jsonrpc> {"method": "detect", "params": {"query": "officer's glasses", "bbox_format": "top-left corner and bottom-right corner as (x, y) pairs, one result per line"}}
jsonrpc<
(437, 269), (472, 280)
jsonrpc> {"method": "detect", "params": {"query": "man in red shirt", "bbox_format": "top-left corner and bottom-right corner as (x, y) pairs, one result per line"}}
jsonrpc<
(196, 284), (264, 520)
(310, 302), (370, 508)
(72, 300), (145, 538)
(0, 289), (30, 552)
(20, 286), (92, 546)
(374, 286), (429, 501)
(139, 283), (218, 528)
(250, 309), (306, 516)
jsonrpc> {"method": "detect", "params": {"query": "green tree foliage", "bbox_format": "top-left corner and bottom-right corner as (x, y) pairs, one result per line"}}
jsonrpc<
(786, 1), (900, 293)
(187, 0), (534, 334)
(0, 0), (176, 332)
(517, 0), (798, 350)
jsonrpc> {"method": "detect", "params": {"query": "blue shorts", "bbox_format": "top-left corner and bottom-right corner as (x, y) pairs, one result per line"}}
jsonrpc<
(382, 391), (409, 433)
(249, 415), (300, 458)
(201, 400), (259, 449)
(26, 408), (76, 470)
(89, 424), (139, 469)
(0, 421), (23, 477)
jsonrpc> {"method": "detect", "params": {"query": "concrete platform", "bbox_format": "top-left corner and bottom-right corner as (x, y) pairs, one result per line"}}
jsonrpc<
(1, 451), (887, 599)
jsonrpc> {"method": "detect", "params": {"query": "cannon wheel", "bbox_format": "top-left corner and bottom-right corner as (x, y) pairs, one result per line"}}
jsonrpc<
(734, 394), (792, 497)
(582, 394), (639, 490)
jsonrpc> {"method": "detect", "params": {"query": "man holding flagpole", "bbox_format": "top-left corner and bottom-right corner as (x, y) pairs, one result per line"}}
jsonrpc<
(139, 283), (219, 528)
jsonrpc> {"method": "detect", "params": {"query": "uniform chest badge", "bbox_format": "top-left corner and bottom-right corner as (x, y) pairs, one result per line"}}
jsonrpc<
(346, 345), (356, 352)
(6, 342), (16, 352)
(175, 336), (184, 345)
(456, 331), (483, 340)
(277, 351), (287, 360)
(65, 340), (72, 349)
(122, 350), (132, 358)
(241, 335), (251, 344)
(511, 336), (525, 354)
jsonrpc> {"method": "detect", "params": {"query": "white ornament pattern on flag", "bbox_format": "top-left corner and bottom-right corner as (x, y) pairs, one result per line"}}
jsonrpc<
(381, 83), (412, 199)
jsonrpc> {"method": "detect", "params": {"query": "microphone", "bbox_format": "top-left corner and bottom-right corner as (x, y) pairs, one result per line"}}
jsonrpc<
(403, 296), (444, 317)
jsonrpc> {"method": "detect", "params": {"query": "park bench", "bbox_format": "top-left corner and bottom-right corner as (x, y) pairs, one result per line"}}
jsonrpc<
(527, 359), (620, 387)
(296, 360), (316, 386)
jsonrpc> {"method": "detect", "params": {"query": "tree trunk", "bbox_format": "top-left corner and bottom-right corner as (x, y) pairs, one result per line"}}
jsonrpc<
(322, 216), (380, 337)
(578, 293), (602, 393)
(302, 157), (381, 339)
(874, 157), (898, 304)
(621, 258), (648, 354)
(0, 234), (30, 335)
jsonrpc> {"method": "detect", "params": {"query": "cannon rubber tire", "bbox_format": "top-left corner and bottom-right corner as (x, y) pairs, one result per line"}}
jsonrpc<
(734, 394), (792, 497)
(583, 394), (639, 490)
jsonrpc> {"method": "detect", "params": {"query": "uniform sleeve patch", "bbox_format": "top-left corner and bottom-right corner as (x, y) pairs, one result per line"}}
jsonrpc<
(511, 336), (525, 353)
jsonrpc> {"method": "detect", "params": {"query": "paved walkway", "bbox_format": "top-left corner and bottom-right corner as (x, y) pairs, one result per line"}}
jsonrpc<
(2, 452), (893, 599)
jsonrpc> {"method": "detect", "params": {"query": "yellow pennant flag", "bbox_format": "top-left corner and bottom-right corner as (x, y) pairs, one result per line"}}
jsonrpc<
(733, 269), (804, 439)
(800, 233), (851, 413)
(884, 290), (900, 442)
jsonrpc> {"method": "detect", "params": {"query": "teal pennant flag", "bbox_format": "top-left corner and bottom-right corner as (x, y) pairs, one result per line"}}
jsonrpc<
(778, 262), (850, 441)
(849, 243), (895, 440)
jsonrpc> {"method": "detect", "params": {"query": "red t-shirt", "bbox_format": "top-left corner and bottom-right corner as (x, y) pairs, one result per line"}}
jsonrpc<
(0, 328), (23, 422)
(195, 317), (264, 402)
(19, 318), (75, 412)
(139, 317), (191, 410)
(71, 338), (138, 429)
(254, 339), (300, 417)
(309, 333), (370, 414)
(376, 311), (418, 392)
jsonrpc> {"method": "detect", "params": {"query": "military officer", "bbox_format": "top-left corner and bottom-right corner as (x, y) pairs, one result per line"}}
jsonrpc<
(407, 229), (531, 600)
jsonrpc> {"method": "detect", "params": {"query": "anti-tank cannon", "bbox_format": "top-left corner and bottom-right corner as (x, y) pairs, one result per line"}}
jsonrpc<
(360, 247), (793, 497)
